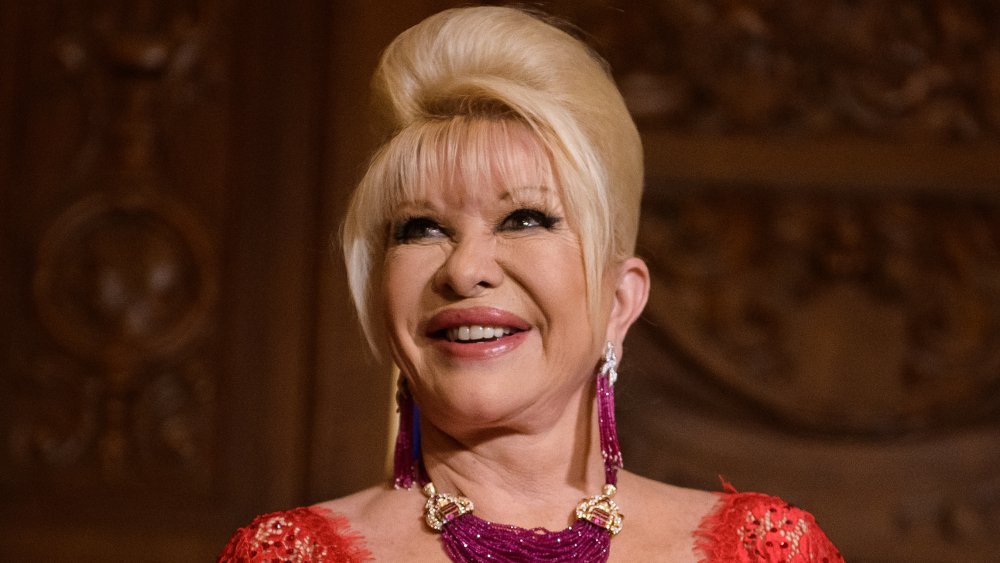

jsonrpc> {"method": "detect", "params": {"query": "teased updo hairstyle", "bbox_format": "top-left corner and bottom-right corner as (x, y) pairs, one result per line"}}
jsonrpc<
(342, 6), (643, 355)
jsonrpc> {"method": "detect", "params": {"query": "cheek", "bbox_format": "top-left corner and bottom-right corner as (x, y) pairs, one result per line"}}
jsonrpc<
(507, 238), (589, 315)
(382, 250), (434, 325)
(382, 251), (419, 324)
(536, 238), (586, 288)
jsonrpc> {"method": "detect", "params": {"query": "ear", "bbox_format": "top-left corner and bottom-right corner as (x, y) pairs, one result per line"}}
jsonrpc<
(605, 257), (650, 348)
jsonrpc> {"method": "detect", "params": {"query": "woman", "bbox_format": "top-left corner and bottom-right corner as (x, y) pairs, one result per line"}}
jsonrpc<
(219, 6), (843, 562)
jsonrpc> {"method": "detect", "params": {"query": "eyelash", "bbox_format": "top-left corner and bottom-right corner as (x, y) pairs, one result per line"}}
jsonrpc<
(393, 217), (446, 243)
(498, 208), (561, 231)
(392, 208), (561, 243)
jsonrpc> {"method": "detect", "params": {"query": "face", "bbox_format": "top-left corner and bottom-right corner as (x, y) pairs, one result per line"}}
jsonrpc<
(381, 125), (609, 436)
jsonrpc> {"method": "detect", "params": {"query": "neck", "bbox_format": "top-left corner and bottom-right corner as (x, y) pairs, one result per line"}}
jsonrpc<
(418, 385), (606, 530)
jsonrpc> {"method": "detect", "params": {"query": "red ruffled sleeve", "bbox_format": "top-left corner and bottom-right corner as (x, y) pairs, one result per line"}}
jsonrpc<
(694, 483), (844, 562)
(217, 506), (373, 562)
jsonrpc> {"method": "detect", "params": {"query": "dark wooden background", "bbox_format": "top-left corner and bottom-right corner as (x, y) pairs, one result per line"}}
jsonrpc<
(2, 1), (998, 561)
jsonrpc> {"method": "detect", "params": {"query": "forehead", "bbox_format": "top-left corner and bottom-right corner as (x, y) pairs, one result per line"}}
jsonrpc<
(386, 117), (561, 211)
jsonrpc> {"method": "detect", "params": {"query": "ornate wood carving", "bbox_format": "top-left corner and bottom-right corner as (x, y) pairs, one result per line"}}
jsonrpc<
(3, 0), (375, 558)
(555, 0), (1000, 139)
(616, 188), (1000, 560)
(638, 190), (1000, 434)
(532, 0), (1000, 559)
(3, 1), (223, 491)
(29, 191), (216, 482)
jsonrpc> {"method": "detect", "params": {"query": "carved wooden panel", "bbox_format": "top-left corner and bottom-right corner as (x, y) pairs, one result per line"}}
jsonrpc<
(531, 0), (1000, 561)
(640, 190), (1000, 434)
(2, 0), (225, 491)
(0, 2), (234, 559)
(0, 1), (392, 560)
(556, 0), (1000, 139)
(620, 187), (1000, 561)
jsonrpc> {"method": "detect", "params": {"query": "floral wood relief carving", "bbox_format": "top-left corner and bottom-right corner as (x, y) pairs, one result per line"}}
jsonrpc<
(7, 1), (221, 488)
(561, 0), (1000, 139)
(638, 190), (1000, 435)
(30, 193), (216, 481)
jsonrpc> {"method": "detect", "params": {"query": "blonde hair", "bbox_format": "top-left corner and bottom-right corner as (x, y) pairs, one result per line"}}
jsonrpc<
(342, 6), (643, 355)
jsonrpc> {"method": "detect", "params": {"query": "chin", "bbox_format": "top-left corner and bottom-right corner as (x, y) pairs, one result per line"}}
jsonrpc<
(429, 389), (531, 434)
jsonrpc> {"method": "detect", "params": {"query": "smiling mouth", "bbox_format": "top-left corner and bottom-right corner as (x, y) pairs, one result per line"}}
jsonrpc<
(443, 325), (518, 343)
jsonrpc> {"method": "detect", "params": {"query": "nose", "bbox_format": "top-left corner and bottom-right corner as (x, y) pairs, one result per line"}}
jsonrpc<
(433, 232), (503, 297)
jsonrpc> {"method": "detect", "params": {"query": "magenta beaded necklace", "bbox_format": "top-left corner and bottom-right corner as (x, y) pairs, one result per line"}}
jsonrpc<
(422, 480), (622, 563)
(395, 343), (625, 563)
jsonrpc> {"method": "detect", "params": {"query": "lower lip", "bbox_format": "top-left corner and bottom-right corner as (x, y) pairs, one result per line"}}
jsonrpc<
(432, 330), (529, 359)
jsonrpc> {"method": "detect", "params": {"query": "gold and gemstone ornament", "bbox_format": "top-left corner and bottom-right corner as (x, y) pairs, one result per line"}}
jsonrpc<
(575, 484), (624, 535)
(424, 483), (475, 531)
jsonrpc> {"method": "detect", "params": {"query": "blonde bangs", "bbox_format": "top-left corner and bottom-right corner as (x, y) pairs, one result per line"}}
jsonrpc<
(388, 118), (558, 218)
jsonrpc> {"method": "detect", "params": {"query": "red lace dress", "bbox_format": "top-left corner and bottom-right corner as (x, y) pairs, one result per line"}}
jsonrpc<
(218, 488), (843, 562)
(693, 485), (844, 562)
(217, 507), (373, 562)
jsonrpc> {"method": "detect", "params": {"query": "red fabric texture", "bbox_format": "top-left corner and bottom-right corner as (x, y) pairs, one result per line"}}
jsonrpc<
(694, 482), (844, 562)
(217, 506), (372, 562)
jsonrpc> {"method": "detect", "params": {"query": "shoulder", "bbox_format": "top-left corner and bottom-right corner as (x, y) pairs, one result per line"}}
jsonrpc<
(694, 485), (844, 563)
(217, 505), (374, 562)
(612, 472), (720, 560)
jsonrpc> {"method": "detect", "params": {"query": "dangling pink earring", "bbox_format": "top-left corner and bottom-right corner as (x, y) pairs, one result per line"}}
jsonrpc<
(393, 375), (420, 489)
(597, 342), (623, 486)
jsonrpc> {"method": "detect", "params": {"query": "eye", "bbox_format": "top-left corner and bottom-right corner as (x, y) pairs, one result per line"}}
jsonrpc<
(498, 208), (560, 232)
(393, 217), (447, 243)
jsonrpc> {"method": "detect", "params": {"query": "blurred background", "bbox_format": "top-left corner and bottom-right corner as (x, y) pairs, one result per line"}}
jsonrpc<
(2, 1), (999, 561)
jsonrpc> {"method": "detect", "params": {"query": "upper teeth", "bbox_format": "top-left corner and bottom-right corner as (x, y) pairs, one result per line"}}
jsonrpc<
(447, 325), (513, 342)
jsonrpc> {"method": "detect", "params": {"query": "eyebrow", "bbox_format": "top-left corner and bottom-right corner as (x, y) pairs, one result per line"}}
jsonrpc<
(506, 184), (553, 198)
